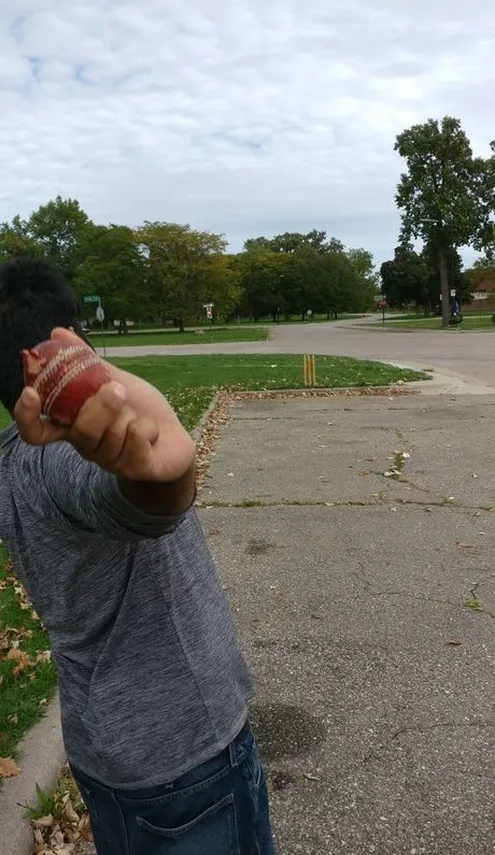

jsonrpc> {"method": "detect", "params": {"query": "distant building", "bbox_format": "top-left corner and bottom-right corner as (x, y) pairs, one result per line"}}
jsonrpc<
(463, 270), (495, 308)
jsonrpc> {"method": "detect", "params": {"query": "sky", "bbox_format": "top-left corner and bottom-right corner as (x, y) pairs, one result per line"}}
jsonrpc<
(1, 1), (494, 268)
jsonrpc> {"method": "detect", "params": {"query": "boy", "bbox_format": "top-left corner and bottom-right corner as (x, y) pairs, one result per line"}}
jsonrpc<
(0, 258), (275, 854)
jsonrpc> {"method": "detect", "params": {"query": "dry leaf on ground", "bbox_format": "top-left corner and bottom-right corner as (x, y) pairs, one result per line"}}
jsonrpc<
(0, 756), (21, 777)
(6, 647), (32, 676)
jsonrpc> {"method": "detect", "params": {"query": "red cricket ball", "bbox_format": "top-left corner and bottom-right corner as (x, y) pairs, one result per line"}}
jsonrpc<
(21, 339), (111, 426)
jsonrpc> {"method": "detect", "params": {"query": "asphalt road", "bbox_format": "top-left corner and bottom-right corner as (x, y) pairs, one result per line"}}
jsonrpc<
(99, 320), (495, 391)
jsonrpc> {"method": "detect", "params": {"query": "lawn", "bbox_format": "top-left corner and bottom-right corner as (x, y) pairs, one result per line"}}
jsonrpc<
(0, 353), (426, 773)
(109, 354), (426, 431)
(88, 326), (269, 347)
(378, 314), (495, 331)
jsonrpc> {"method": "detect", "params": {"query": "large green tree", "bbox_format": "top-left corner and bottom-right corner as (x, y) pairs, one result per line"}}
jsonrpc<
(381, 246), (430, 311)
(73, 224), (147, 327)
(136, 222), (236, 331)
(0, 216), (42, 260)
(26, 196), (91, 281)
(235, 249), (291, 320)
(395, 116), (495, 325)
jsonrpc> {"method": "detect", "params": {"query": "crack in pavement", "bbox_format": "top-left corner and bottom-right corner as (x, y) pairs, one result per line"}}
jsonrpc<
(347, 589), (495, 620)
(362, 720), (495, 765)
(198, 497), (495, 513)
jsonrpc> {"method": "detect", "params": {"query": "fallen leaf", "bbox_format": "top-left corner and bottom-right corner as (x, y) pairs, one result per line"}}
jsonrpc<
(64, 799), (80, 824)
(6, 648), (31, 677)
(303, 772), (321, 781)
(209, 529), (221, 536)
(456, 542), (474, 549)
(32, 814), (54, 829)
(0, 756), (21, 777)
(359, 470), (370, 476)
(7, 713), (18, 724)
(445, 640), (462, 646)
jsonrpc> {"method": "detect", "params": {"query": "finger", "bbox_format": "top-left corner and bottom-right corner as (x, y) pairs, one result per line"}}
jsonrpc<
(114, 416), (160, 480)
(68, 382), (127, 455)
(14, 387), (68, 446)
(80, 404), (139, 467)
(51, 327), (83, 346)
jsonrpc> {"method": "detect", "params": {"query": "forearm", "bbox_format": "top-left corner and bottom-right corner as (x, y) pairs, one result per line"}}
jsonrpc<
(118, 460), (197, 516)
(111, 364), (197, 515)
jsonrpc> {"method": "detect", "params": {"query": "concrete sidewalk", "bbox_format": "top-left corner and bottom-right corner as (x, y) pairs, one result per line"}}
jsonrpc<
(200, 393), (495, 854)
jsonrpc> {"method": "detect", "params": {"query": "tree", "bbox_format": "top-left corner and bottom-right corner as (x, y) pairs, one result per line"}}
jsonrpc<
(395, 116), (495, 326)
(381, 246), (430, 312)
(244, 230), (343, 255)
(73, 224), (147, 328)
(236, 250), (291, 320)
(26, 196), (91, 281)
(0, 216), (43, 260)
(136, 222), (234, 331)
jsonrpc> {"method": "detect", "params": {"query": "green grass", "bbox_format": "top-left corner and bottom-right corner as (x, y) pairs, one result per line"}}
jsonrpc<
(0, 551), (57, 770)
(378, 314), (495, 331)
(110, 354), (426, 423)
(88, 327), (269, 347)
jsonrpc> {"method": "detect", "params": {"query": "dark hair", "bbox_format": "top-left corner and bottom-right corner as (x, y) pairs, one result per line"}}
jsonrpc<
(0, 257), (81, 412)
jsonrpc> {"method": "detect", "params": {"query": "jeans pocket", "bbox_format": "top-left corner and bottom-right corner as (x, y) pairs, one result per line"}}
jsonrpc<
(136, 793), (240, 854)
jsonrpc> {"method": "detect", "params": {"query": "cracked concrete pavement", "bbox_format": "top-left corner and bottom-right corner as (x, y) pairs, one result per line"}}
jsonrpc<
(199, 393), (495, 854)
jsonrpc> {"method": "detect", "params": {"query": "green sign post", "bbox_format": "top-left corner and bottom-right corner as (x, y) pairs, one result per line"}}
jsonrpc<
(83, 295), (100, 304)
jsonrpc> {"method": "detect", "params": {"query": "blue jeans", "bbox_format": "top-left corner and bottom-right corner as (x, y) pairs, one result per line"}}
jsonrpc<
(71, 725), (276, 854)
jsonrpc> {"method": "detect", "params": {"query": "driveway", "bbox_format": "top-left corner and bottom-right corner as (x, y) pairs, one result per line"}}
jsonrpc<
(201, 392), (495, 854)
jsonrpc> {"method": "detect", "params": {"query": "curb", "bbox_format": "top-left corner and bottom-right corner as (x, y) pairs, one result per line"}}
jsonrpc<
(0, 696), (65, 855)
(191, 392), (220, 442)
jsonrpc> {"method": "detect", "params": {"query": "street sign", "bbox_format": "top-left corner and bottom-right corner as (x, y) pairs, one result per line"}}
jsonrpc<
(96, 306), (105, 322)
(83, 295), (100, 304)
(203, 302), (214, 320)
(450, 289), (456, 297)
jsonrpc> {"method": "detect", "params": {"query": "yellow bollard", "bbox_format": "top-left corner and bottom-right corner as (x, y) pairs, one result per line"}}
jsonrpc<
(304, 355), (316, 386)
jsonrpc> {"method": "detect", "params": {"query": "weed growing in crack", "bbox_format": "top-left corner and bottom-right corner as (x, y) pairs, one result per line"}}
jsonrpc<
(384, 450), (411, 479)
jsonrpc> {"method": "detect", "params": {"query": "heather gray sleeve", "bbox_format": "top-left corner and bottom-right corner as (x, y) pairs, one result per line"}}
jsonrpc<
(40, 441), (188, 540)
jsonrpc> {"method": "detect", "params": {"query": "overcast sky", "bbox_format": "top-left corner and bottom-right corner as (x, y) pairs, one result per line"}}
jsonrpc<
(1, 1), (494, 267)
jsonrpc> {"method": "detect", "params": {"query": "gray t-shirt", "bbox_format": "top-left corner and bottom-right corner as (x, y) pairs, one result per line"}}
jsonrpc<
(0, 424), (253, 788)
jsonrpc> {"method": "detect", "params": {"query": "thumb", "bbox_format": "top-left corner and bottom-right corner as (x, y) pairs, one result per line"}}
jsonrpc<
(50, 327), (83, 346)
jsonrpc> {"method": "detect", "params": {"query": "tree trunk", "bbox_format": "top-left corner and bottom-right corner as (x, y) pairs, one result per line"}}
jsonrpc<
(439, 246), (450, 328)
(178, 317), (185, 333)
(326, 311), (330, 320)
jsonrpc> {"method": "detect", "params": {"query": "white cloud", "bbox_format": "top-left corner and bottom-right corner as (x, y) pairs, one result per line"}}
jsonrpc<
(0, 0), (494, 265)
